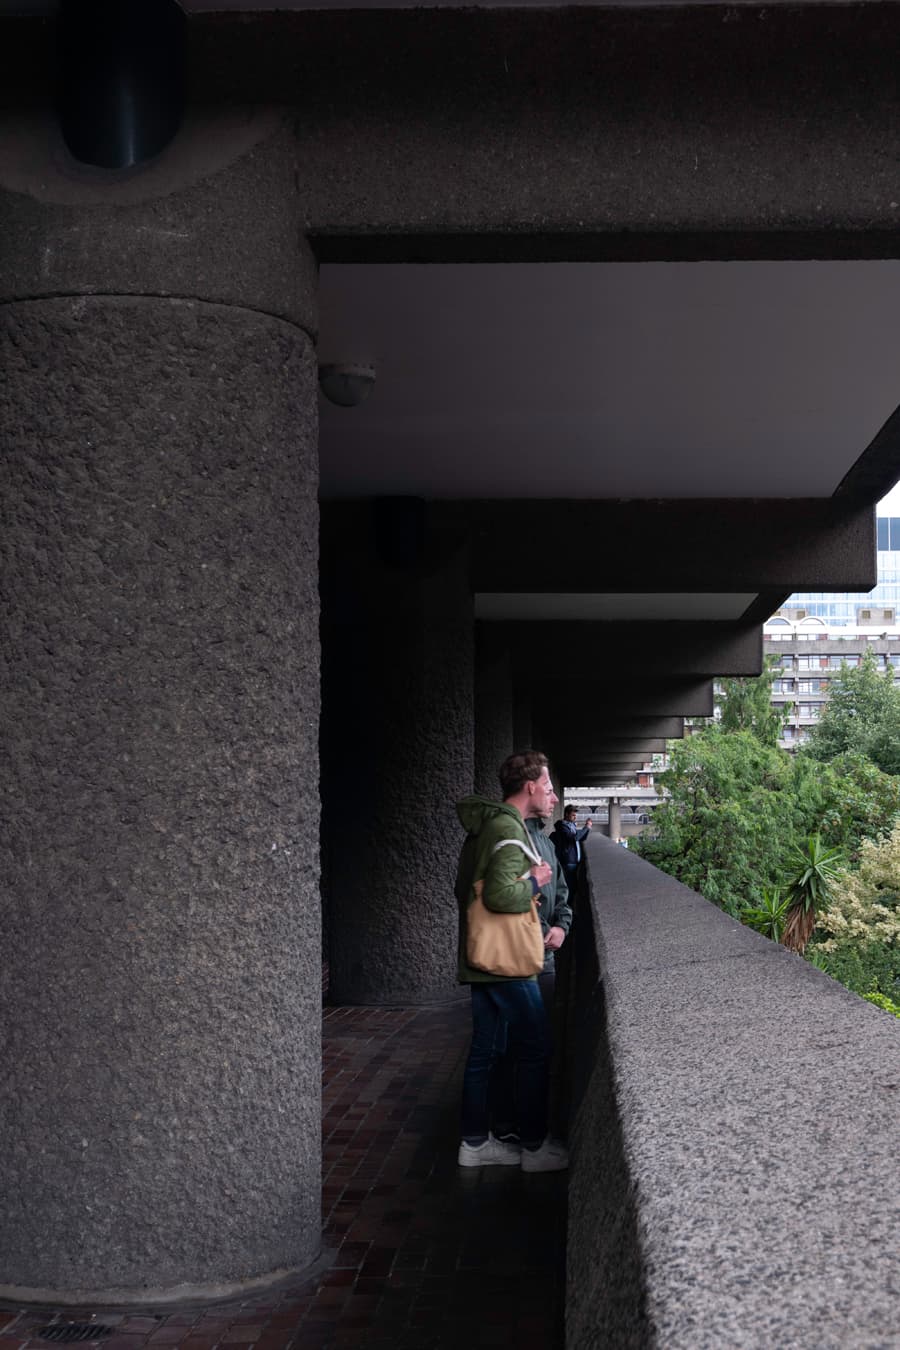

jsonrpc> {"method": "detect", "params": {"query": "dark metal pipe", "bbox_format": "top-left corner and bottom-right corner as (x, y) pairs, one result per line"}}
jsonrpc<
(56, 0), (186, 170)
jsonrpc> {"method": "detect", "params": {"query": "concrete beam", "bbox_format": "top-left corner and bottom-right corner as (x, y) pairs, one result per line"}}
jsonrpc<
(533, 680), (714, 719)
(504, 622), (762, 678)
(10, 8), (900, 263)
(564, 770), (648, 785)
(567, 758), (653, 771)
(542, 716), (684, 742)
(192, 8), (900, 257)
(468, 500), (875, 595)
(547, 739), (667, 760)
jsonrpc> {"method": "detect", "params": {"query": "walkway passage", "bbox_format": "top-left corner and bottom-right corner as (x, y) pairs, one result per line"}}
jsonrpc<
(0, 1003), (566, 1350)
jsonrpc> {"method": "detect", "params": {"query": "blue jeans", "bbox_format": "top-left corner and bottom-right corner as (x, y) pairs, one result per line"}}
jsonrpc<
(460, 980), (550, 1148)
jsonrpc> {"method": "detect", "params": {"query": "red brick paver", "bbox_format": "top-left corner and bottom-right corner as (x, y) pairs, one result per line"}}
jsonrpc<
(1, 1002), (566, 1349)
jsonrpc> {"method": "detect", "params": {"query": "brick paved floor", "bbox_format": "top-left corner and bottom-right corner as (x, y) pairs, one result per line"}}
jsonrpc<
(0, 1002), (566, 1350)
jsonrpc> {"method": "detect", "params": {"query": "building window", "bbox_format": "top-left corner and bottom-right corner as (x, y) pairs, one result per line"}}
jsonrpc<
(828, 654), (860, 668)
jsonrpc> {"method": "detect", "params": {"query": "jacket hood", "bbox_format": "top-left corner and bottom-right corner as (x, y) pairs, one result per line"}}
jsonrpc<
(456, 795), (523, 835)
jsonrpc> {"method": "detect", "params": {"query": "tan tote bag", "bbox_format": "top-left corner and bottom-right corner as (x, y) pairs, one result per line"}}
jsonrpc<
(466, 837), (546, 978)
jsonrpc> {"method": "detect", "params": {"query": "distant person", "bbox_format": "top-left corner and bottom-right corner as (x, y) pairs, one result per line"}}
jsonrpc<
(525, 813), (572, 999)
(551, 805), (592, 901)
(454, 750), (569, 1172)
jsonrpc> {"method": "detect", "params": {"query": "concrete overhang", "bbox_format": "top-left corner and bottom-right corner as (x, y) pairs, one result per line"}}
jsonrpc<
(560, 765), (649, 782)
(469, 500), (876, 598)
(541, 716), (684, 742)
(548, 739), (667, 758)
(501, 621), (762, 678)
(531, 680), (714, 719)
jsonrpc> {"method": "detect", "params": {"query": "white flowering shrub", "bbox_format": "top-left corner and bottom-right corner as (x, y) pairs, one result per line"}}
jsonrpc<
(817, 823), (900, 952)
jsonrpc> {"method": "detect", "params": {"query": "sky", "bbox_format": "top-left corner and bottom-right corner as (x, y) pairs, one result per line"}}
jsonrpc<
(879, 482), (900, 514)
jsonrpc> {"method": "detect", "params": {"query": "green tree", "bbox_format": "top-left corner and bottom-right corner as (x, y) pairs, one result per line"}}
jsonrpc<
(804, 648), (900, 773)
(633, 727), (814, 915)
(716, 657), (789, 747)
(813, 750), (900, 857)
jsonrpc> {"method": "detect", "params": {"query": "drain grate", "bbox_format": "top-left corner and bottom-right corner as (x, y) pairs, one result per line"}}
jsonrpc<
(33, 1325), (114, 1344)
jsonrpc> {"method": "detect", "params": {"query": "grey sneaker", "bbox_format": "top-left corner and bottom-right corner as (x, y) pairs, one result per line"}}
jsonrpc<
(521, 1139), (569, 1173)
(457, 1133), (522, 1167)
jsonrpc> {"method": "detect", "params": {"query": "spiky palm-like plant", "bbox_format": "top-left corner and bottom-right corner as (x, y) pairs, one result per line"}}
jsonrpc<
(741, 887), (790, 943)
(781, 835), (845, 955)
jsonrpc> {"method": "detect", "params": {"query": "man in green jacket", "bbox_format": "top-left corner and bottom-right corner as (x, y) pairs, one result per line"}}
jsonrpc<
(454, 750), (569, 1173)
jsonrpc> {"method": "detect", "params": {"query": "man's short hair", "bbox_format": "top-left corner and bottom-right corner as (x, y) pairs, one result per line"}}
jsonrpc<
(564, 805), (578, 819)
(498, 750), (548, 798)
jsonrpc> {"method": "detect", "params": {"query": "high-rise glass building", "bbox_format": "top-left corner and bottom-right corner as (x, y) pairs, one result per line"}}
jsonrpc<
(776, 516), (900, 625)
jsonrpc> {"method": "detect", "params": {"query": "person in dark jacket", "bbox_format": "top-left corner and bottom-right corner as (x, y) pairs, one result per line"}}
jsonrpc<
(551, 805), (592, 901)
(525, 814), (572, 983)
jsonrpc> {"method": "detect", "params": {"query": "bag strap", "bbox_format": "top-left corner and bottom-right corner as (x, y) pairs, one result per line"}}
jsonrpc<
(490, 835), (542, 871)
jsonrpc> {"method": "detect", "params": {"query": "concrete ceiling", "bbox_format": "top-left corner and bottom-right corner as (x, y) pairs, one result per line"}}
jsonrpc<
(317, 260), (900, 502)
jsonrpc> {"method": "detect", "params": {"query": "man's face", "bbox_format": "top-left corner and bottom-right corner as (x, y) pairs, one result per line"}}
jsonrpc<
(527, 767), (559, 819)
(565, 808), (577, 824)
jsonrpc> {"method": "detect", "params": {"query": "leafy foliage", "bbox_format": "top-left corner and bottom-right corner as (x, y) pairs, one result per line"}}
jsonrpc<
(863, 991), (900, 1017)
(814, 823), (900, 958)
(716, 657), (789, 747)
(804, 648), (900, 773)
(635, 663), (900, 1004)
(812, 751), (900, 858)
(739, 886), (790, 941)
(632, 727), (814, 914)
(781, 834), (845, 953)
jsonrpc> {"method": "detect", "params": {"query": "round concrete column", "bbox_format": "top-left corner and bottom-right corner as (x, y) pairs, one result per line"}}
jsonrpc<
(0, 118), (322, 1300)
(321, 504), (474, 1005)
(608, 798), (623, 842)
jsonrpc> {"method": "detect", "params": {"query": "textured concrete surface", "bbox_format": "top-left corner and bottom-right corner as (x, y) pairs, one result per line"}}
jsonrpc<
(321, 504), (474, 1005)
(10, 8), (900, 251)
(181, 8), (900, 246)
(0, 118), (316, 333)
(568, 836), (900, 1350)
(0, 294), (322, 1295)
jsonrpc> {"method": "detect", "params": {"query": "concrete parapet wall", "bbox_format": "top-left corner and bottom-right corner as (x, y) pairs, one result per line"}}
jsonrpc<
(567, 836), (899, 1349)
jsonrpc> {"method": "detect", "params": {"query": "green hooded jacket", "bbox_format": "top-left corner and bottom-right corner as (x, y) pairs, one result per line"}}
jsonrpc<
(454, 794), (543, 983)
